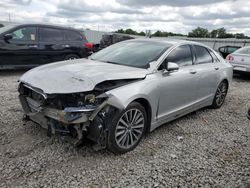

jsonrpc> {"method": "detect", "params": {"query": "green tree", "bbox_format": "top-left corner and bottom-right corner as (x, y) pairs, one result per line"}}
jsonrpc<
(115, 29), (125, 34)
(138, 31), (145, 36)
(124, 28), (137, 35)
(188, 27), (210, 38)
(153, 30), (163, 37)
(234, 33), (246, 39)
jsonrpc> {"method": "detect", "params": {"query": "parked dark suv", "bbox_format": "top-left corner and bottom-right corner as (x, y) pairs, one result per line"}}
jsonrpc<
(0, 24), (93, 69)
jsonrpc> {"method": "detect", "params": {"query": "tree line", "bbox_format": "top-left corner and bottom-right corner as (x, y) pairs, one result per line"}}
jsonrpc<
(115, 27), (249, 39)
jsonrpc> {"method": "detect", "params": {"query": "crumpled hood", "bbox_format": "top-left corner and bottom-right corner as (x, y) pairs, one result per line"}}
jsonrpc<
(20, 59), (149, 94)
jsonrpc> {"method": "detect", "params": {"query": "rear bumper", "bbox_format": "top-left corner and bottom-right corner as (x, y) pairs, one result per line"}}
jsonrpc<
(231, 63), (250, 73)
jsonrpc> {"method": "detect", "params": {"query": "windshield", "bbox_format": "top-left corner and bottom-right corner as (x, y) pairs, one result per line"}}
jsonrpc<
(0, 25), (16, 34)
(234, 47), (250, 55)
(90, 40), (171, 68)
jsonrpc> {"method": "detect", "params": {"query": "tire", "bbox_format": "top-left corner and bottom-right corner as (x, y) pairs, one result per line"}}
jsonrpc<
(64, 54), (80, 60)
(107, 102), (147, 154)
(212, 80), (228, 108)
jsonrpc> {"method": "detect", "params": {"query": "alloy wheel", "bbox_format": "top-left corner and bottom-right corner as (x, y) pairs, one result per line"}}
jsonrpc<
(115, 109), (145, 149)
(215, 82), (227, 106)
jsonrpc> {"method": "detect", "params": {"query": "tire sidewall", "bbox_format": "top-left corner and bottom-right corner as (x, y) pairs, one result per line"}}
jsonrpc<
(107, 102), (147, 154)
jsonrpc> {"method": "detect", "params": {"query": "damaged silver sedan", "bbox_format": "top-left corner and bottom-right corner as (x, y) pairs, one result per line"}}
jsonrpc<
(18, 39), (233, 153)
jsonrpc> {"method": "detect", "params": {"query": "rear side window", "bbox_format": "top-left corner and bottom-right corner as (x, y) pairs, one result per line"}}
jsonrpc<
(65, 30), (83, 41)
(40, 27), (63, 41)
(166, 45), (193, 67)
(193, 45), (213, 64)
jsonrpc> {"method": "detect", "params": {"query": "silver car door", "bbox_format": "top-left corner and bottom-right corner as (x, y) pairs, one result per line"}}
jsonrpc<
(157, 45), (199, 121)
(191, 45), (220, 102)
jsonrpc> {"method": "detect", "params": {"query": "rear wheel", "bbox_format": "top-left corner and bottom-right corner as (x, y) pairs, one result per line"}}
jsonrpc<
(64, 54), (80, 60)
(108, 102), (147, 154)
(212, 80), (228, 108)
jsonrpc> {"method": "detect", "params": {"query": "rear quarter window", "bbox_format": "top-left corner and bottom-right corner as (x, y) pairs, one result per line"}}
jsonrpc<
(40, 27), (64, 41)
(209, 50), (220, 62)
(65, 30), (83, 41)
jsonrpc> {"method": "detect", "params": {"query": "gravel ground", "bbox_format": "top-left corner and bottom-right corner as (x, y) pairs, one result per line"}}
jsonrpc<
(0, 70), (249, 188)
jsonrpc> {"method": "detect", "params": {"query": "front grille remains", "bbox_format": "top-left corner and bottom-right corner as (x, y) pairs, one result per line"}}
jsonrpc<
(19, 83), (46, 113)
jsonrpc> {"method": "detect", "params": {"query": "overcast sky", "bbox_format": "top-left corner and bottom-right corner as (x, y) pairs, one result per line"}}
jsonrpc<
(0, 0), (250, 35)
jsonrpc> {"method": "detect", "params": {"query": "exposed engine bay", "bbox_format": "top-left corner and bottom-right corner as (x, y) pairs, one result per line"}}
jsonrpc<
(18, 79), (141, 149)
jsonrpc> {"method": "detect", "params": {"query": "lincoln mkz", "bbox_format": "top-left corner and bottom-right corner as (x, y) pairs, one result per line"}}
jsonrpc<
(18, 39), (233, 153)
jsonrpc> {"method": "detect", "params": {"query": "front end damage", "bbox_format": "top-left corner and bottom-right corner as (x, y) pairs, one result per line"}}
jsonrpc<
(18, 82), (125, 149)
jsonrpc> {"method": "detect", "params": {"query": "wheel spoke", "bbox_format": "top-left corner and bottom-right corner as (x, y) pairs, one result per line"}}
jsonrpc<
(132, 124), (144, 129)
(117, 131), (127, 144)
(124, 113), (130, 123)
(129, 131), (134, 146)
(119, 118), (129, 127)
(133, 128), (143, 134)
(135, 117), (144, 124)
(131, 110), (138, 124)
(116, 130), (126, 137)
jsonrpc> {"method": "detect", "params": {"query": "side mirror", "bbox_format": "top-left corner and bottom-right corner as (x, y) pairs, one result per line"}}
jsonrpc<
(167, 62), (179, 72)
(4, 34), (13, 40)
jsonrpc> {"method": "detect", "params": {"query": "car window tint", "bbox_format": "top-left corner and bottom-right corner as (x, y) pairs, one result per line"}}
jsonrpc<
(166, 45), (193, 67)
(194, 45), (213, 64)
(65, 30), (83, 41)
(10, 27), (36, 41)
(40, 27), (63, 41)
(228, 47), (238, 53)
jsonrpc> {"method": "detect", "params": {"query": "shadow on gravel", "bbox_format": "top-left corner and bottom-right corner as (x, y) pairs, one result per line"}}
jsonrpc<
(233, 73), (250, 81)
(0, 69), (29, 76)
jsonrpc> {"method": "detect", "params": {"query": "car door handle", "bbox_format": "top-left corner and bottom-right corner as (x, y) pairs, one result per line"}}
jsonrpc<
(215, 67), (219, 70)
(189, 69), (197, 74)
(28, 44), (38, 48)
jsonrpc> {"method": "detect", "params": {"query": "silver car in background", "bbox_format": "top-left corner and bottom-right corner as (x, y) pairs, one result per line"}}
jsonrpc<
(18, 39), (233, 154)
(226, 46), (250, 73)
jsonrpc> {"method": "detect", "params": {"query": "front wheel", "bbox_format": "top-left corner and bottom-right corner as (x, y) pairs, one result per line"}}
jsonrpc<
(212, 80), (228, 108)
(107, 102), (147, 154)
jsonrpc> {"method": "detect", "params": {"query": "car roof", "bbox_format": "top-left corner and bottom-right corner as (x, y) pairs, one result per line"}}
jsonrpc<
(130, 38), (205, 46)
(8, 23), (81, 32)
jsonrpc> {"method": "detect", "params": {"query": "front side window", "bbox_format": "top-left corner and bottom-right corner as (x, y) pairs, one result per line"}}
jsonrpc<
(40, 27), (63, 41)
(194, 45), (213, 64)
(10, 27), (36, 41)
(166, 45), (193, 67)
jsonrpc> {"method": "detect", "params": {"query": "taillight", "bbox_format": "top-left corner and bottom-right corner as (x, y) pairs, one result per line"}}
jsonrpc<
(226, 55), (234, 61)
(85, 42), (93, 49)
